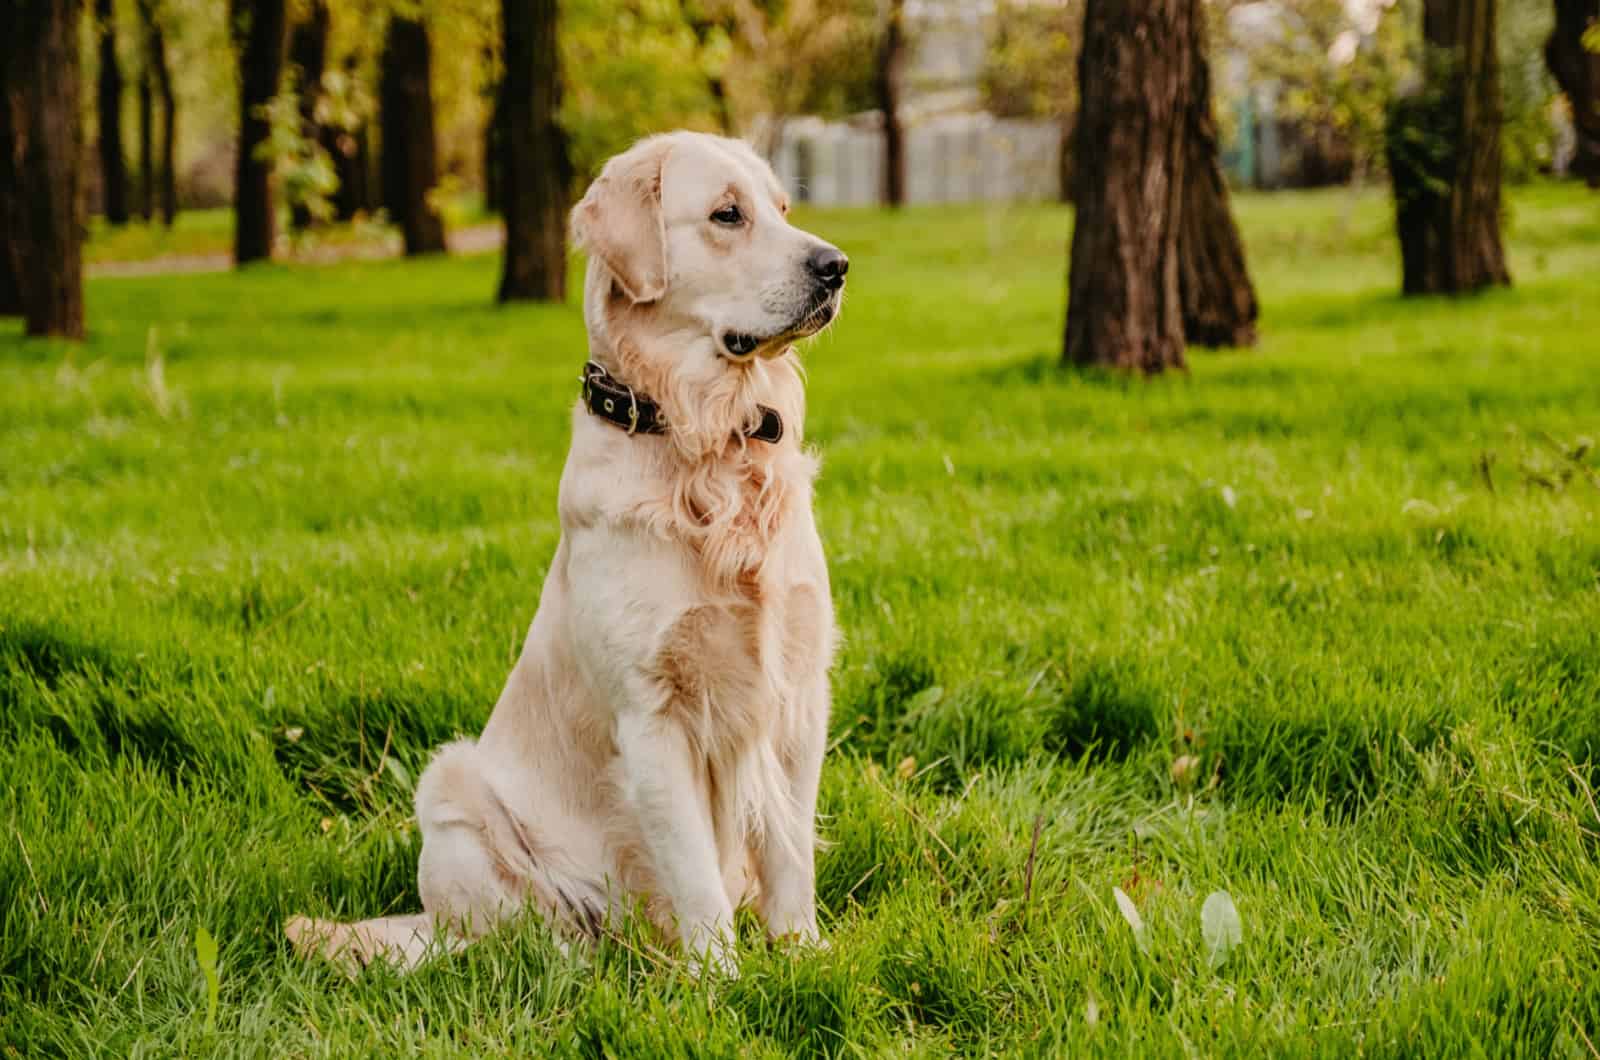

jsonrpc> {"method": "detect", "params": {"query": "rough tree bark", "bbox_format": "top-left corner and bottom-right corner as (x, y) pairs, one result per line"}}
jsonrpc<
(1063, 0), (1190, 373)
(96, 0), (130, 225)
(1, 0), (87, 337)
(142, 0), (178, 226)
(380, 15), (447, 255)
(1179, 2), (1257, 348)
(877, 0), (907, 207)
(1386, 0), (1510, 295)
(498, 0), (569, 302)
(1546, 0), (1600, 186)
(287, 0), (331, 231)
(232, 0), (288, 265)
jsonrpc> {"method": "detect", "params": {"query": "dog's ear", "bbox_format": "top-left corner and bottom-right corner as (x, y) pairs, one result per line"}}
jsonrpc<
(571, 141), (670, 304)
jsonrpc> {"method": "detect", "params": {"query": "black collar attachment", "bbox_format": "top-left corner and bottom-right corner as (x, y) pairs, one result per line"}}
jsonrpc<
(581, 360), (784, 444)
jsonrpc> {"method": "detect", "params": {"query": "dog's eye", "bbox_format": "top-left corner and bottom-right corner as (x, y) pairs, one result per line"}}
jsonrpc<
(710, 204), (743, 226)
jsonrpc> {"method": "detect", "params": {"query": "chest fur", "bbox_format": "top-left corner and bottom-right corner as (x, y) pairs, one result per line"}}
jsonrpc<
(648, 580), (829, 761)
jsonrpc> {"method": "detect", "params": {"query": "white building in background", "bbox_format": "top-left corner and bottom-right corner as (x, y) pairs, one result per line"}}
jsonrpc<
(767, 0), (1066, 206)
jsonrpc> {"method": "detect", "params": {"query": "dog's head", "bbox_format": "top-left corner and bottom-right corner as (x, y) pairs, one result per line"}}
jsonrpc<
(572, 132), (847, 366)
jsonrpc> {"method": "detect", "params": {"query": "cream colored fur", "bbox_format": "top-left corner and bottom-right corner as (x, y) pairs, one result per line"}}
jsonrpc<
(286, 132), (846, 978)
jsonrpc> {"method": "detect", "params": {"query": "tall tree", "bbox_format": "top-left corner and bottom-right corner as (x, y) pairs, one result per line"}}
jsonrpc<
(0, 225), (17, 316)
(877, 0), (906, 207)
(138, 0), (178, 226)
(96, 0), (131, 224)
(1179, 4), (1257, 348)
(287, 0), (331, 231)
(232, 0), (289, 265)
(1, 0), (87, 337)
(1547, 0), (1600, 186)
(380, 14), (447, 256)
(328, 55), (375, 221)
(1063, 0), (1190, 373)
(138, 19), (153, 221)
(498, 0), (569, 302)
(1386, 0), (1511, 295)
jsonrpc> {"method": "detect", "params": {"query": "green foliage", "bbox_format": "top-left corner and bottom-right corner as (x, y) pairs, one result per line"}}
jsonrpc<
(982, 0), (1079, 121)
(254, 80), (339, 228)
(1498, 0), (1559, 182)
(1220, 0), (1418, 179)
(7, 186), (1600, 1052)
(1221, 0), (1557, 184)
(561, 0), (724, 181)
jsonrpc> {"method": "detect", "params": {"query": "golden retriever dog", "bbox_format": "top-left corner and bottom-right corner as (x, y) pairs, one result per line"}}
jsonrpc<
(286, 131), (847, 977)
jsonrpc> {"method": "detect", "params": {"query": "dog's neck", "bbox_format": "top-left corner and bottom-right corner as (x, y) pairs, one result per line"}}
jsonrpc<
(581, 295), (812, 591)
(586, 293), (805, 466)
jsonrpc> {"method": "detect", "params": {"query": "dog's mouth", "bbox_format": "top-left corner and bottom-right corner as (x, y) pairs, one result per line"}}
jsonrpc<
(720, 290), (841, 361)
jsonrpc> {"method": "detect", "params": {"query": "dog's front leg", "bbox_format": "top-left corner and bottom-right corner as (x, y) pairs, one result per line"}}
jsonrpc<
(615, 710), (738, 976)
(755, 692), (827, 946)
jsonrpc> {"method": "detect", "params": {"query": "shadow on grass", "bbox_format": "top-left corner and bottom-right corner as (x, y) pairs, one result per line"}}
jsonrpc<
(0, 621), (199, 782)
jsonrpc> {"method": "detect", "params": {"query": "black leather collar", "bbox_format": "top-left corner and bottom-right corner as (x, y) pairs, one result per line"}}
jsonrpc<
(581, 360), (784, 444)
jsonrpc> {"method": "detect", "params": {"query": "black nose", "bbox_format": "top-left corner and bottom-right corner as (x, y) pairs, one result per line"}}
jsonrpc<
(807, 245), (849, 289)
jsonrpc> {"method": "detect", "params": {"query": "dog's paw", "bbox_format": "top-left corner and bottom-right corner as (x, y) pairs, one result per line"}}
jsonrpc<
(685, 938), (740, 981)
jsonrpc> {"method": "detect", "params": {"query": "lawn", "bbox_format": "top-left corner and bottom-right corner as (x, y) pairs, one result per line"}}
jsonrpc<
(3, 184), (1600, 1056)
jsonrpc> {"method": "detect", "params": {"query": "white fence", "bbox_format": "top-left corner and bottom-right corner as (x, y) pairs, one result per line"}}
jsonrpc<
(769, 113), (1064, 206)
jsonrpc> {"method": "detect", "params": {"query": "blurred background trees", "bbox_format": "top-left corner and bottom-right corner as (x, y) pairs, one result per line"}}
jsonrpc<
(1545, 0), (1600, 183)
(2, 0), (1594, 340)
(1387, 0), (1512, 295)
(2, 0), (86, 338)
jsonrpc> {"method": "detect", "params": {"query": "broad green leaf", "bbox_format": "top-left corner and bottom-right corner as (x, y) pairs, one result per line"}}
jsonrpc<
(195, 924), (220, 1031)
(1201, 891), (1243, 970)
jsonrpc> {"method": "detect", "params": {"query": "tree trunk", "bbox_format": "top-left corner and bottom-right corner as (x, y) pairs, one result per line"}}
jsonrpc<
(327, 55), (372, 221)
(330, 118), (375, 220)
(96, 0), (130, 225)
(145, 2), (177, 226)
(1179, 5), (1257, 348)
(0, 218), (17, 316)
(138, 35), (153, 221)
(232, 0), (288, 265)
(380, 15), (447, 256)
(287, 0), (331, 231)
(498, 0), (569, 302)
(1547, 0), (1600, 186)
(1063, 0), (1190, 373)
(877, 0), (907, 207)
(1, 0), (87, 338)
(1386, 0), (1510, 295)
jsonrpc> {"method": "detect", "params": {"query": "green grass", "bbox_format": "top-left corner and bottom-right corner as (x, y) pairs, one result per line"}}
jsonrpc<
(5, 183), (1600, 1056)
(85, 195), (494, 266)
